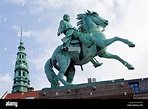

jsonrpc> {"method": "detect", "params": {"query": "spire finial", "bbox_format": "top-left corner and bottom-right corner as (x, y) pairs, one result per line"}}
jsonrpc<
(20, 25), (23, 44)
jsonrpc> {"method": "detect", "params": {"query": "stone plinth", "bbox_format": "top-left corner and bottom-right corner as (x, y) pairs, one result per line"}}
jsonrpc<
(39, 80), (134, 99)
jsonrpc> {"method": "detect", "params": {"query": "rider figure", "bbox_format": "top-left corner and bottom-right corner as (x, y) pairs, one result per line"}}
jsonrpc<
(57, 14), (74, 50)
(57, 14), (102, 67)
(57, 14), (92, 50)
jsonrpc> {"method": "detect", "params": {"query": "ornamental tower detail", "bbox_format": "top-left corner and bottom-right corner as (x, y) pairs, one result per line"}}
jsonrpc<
(12, 27), (30, 93)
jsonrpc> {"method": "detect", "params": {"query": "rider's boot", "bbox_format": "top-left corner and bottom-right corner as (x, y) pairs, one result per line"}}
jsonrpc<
(91, 58), (103, 68)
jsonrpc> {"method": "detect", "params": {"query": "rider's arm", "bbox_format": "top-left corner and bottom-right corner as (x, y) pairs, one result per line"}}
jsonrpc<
(57, 20), (65, 36)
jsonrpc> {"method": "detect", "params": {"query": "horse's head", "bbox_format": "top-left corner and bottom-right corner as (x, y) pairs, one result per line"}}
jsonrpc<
(88, 10), (108, 29)
(77, 10), (108, 32)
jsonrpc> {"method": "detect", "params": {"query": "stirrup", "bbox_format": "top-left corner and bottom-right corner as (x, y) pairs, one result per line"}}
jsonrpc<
(62, 46), (68, 51)
(93, 63), (103, 68)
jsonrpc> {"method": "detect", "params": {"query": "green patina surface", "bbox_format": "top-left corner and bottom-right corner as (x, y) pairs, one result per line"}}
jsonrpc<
(12, 27), (30, 93)
(44, 10), (135, 88)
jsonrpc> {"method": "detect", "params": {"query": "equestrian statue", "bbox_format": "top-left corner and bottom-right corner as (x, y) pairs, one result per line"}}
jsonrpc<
(44, 10), (135, 87)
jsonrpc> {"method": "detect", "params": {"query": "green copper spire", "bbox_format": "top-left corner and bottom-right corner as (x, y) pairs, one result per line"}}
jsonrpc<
(20, 25), (23, 44)
(12, 26), (30, 93)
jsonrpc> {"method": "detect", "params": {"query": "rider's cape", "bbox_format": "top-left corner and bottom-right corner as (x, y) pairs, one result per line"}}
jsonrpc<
(57, 20), (74, 43)
(61, 29), (74, 43)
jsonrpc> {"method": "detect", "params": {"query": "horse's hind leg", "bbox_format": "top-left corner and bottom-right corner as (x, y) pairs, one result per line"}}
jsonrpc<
(44, 59), (59, 87)
(65, 65), (75, 83)
(104, 36), (135, 47)
(99, 52), (134, 70)
(57, 56), (72, 86)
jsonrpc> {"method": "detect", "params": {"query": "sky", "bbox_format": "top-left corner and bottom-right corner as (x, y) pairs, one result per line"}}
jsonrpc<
(0, 0), (148, 97)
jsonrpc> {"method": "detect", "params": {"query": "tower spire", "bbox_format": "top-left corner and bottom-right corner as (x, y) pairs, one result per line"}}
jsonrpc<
(20, 25), (23, 43)
(12, 26), (30, 93)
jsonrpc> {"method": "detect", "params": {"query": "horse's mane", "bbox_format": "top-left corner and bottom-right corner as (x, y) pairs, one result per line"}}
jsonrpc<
(76, 10), (98, 32)
(76, 13), (86, 32)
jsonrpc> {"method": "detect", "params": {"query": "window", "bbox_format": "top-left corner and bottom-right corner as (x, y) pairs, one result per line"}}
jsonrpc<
(22, 55), (24, 58)
(23, 72), (25, 76)
(18, 71), (21, 76)
(129, 82), (139, 94)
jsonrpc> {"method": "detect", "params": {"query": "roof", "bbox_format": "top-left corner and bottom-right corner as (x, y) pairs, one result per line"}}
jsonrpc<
(1, 90), (41, 99)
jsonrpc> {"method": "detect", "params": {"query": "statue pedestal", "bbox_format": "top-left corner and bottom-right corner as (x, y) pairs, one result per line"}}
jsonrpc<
(39, 79), (133, 99)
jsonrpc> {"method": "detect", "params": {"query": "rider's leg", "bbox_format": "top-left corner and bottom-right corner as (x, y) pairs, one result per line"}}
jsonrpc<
(62, 38), (71, 51)
(73, 31), (92, 47)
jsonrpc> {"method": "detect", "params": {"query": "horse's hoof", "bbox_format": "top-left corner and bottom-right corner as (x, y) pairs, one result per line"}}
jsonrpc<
(128, 67), (134, 70)
(129, 44), (135, 47)
(124, 62), (134, 70)
(127, 64), (134, 70)
(128, 42), (135, 47)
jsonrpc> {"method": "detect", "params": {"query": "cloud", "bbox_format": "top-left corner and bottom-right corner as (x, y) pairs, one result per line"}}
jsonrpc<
(0, 73), (12, 82)
(0, 72), (13, 97)
(11, 25), (31, 37)
(28, 0), (70, 14)
(11, 25), (20, 30)
(4, 0), (27, 5)
(17, 31), (31, 38)
(2, 0), (148, 93)
(24, 0), (148, 86)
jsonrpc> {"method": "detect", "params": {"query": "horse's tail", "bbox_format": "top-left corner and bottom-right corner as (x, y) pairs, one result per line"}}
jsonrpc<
(44, 58), (59, 87)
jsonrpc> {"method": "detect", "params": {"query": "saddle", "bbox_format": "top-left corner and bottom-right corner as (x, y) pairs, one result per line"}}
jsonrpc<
(68, 39), (84, 61)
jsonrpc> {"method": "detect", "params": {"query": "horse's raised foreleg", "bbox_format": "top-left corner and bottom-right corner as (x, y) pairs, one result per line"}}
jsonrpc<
(99, 52), (134, 70)
(57, 56), (73, 86)
(104, 36), (135, 47)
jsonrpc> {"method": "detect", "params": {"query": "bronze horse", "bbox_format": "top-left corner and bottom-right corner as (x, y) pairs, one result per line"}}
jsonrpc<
(44, 10), (135, 87)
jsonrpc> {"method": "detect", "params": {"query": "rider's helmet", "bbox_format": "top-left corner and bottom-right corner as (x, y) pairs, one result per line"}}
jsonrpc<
(63, 14), (70, 22)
